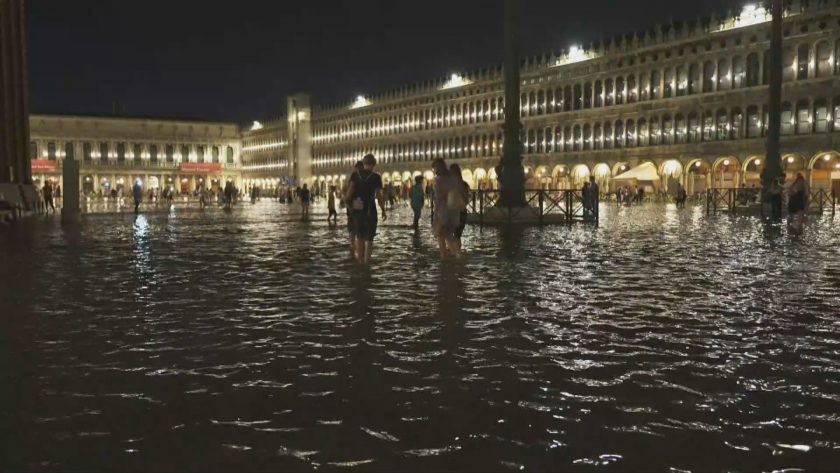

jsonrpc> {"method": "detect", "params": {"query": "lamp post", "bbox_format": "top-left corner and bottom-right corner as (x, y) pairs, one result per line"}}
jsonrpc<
(496, 0), (525, 207)
(761, 0), (783, 196)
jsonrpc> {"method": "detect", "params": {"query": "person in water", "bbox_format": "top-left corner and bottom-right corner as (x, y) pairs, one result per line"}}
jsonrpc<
(345, 154), (386, 264)
(409, 175), (425, 230)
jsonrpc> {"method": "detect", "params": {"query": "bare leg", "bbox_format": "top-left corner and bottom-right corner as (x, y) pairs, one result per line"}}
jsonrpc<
(355, 237), (365, 263)
(364, 241), (374, 265)
(437, 234), (448, 258)
(446, 236), (462, 258)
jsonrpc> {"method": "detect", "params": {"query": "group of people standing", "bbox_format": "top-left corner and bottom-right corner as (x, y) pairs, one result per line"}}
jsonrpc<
(337, 154), (469, 265)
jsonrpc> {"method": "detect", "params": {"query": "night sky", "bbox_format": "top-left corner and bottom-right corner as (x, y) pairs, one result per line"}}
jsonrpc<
(29, 0), (742, 125)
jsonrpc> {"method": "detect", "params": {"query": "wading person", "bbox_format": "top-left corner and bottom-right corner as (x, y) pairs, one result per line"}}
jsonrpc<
(432, 158), (462, 259)
(449, 163), (470, 250)
(345, 155), (386, 264)
(409, 175), (425, 230)
(43, 181), (55, 213)
(327, 185), (338, 224)
(771, 175), (784, 219)
(788, 173), (808, 231)
(300, 183), (311, 221)
(588, 176), (600, 218)
(132, 180), (143, 213)
(345, 161), (364, 256)
(582, 181), (591, 217)
(676, 183), (687, 208)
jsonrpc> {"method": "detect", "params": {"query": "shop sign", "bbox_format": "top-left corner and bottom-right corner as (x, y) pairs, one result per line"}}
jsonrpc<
(31, 159), (58, 172)
(179, 162), (222, 174)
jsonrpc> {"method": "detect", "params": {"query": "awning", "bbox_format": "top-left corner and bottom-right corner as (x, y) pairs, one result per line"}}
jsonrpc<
(612, 162), (659, 181)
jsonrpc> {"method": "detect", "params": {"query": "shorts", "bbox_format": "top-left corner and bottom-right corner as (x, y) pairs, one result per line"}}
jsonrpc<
(434, 209), (460, 237)
(353, 211), (378, 241)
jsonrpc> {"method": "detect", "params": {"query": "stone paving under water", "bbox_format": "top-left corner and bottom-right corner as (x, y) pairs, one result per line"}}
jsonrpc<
(1, 201), (839, 471)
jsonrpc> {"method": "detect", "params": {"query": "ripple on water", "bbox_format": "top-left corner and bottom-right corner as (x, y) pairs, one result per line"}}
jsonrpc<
(1, 202), (840, 471)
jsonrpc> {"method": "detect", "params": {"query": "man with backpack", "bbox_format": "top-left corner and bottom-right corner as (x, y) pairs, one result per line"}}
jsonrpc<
(345, 154), (386, 264)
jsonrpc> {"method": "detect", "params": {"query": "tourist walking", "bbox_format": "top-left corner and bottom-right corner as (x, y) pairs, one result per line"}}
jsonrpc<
(346, 161), (364, 256)
(449, 163), (470, 248)
(788, 173), (808, 231)
(409, 175), (425, 230)
(676, 183), (687, 208)
(345, 154), (386, 264)
(588, 176), (600, 218)
(581, 181), (591, 217)
(43, 181), (55, 213)
(637, 185), (645, 204)
(327, 185), (338, 223)
(132, 179), (143, 213)
(432, 158), (463, 259)
(300, 183), (311, 221)
(224, 181), (234, 209)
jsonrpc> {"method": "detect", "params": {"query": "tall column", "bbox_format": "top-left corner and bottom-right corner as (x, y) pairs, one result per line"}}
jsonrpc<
(497, 0), (524, 206)
(0, 0), (32, 187)
(762, 0), (783, 195)
(288, 94), (312, 186)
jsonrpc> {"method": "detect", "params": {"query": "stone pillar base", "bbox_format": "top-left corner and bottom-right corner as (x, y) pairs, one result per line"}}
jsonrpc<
(61, 160), (80, 223)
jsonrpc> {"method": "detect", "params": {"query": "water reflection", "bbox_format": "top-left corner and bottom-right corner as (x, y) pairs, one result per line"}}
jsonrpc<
(0, 202), (839, 471)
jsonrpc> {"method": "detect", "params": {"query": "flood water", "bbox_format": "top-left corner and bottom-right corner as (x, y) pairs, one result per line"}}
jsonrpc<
(2, 202), (839, 471)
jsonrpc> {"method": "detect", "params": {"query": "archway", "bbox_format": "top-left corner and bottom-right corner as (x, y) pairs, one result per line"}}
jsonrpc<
(461, 169), (474, 188)
(659, 159), (683, 195)
(82, 175), (94, 195)
(571, 164), (591, 189)
(524, 166), (537, 188)
(474, 168), (488, 189)
(781, 153), (807, 183)
(593, 163), (611, 190)
(685, 159), (711, 195)
(487, 168), (498, 189)
(148, 176), (160, 189)
(535, 165), (550, 189)
(612, 162), (630, 177)
(551, 165), (569, 189)
(742, 156), (764, 188)
(712, 157), (741, 188)
(809, 151), (840, 191)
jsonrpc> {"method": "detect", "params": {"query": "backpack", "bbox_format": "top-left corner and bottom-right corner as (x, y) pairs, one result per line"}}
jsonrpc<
(352, 171), (375, 212)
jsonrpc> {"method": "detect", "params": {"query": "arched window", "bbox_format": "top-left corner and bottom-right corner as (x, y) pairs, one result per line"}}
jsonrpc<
(639, 73), (649, 101)
(747, 106), (760, 138)
(180, 145), (189, 162)
(574, 84), (583, 110)
(83, 142), (92, 162)
(675, 114), (686, 143)
(133, 144), (142, 164)
(528, 92), (536, 117)
(47, 142), (56, 160)
(117, 143), (126, 162)
(29, 141), (37, 159)
(166, 145), (174, 162)
(594, 81), (603, 107)
(763, 50), (771, 85)
(625, 119), (636, 147)
(545, 89), (554, 114)
(637, 118), (648, 146)
(593, 123), (602, 150)
(715, 109), (727, 140)
(519, 93), (527, 118)
(614, 120), (624, 148)
(782, 46), (795, 82)
(554, 88), (562, 112)
(663, 69), (674, 98)
(781, 102), (793, 135)
(615, 77), (624, 104)
(717, 59), (730, 90)
(688, 113), (700, 142)
(563, 86), (573, 111)
(746, 53), (759, 87)
(604, 79), (614, 106)
(731, 108), (743, 139)
(650, 70), (660, 99)
(226, 146), (234, 163)
(816, 42), (831, 78)
(536, 128), (545, 153)
(814, 100), (828, 133)
(573, 125), (582, 151)
(544, 128), (553, 153)
(649, 117), (660, 145)
(626, 75), (636, 103)
(732, 56), (744, 89)
(150, 145), (158, 163)
(676, 67), (687, 96)
(527, 129), (536, 154)
(583, 124), (592, 150)
(703, 61), (715, 92)
(603, 121), (613, 149)
(836, 41), (840, 75)
(564, 125), (572, 149)
(100, 143), (109, 161)
(689, 64), (701, 94)
(212, 146), (220, 163)
(662, 115), (673, 144)
(64, 142), (74, 160)
(197, 146), (205, 163)
(796, 100), (810, 134)
(797, 44), (809, 80)
(537, 90), (545, 115)
(703, 112), (714, 141)
(584, 82), (592, 108)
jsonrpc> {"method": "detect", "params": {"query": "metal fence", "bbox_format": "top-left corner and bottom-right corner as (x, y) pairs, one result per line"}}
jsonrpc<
(461, 189), (598, 225)
(706, 188), (836, 217)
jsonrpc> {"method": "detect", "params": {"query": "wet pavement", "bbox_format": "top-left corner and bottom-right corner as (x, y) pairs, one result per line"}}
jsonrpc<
(1, 201), (840, 471)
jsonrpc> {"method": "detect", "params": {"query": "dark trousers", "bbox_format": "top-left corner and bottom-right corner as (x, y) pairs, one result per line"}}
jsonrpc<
(771, 195), (782, 219)
(412, 208), (422, 228)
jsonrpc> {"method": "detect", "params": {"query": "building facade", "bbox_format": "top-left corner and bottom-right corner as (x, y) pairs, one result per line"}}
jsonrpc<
(29, 115), (241, 196)
(300, 2), (840, 197)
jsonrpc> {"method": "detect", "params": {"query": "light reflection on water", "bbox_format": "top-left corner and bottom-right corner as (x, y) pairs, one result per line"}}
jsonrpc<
(1, 202), (839, 471)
